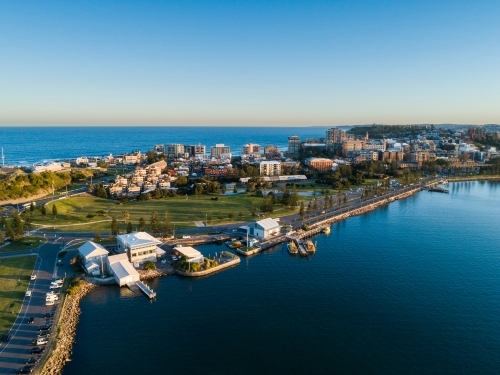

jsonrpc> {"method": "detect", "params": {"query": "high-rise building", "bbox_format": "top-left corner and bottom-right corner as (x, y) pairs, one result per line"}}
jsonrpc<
(164, 144), (185, 158)
(243, 143), (261, 155)
(264, 145), (279, 157)
(259, 161), (281, 176)
(184, 144), (206, 156)
(326, 128), (347, 144)
(288, 136), (301, 154)
(210, 144), (231, 158)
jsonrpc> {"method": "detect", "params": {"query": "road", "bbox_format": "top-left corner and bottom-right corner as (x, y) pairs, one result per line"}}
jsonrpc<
(0, 240), (65, 375)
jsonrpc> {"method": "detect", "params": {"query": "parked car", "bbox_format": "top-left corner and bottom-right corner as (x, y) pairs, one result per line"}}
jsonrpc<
(30, 274), (37, 280)
(37, 324), (52, 331)
(49, 284), (61, 290)
(1, 333), (12, 343)
(37, 332), (51, 338)
(32, 337), (49, 346)
(16, 365), (34, 374)
(52, 278), (63, 284)
(43, 312), (55, 318)
(182, 235), (191, 239)
(27, 317), (35, 324)
(25, 356), (41, 364)
(25, 290), (32, 297)
(45, 301), (55, 306)
(30, 346), (45, 354)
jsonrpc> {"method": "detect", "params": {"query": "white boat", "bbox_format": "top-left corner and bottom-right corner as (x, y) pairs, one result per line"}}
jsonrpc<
(322, 227), (331, 234)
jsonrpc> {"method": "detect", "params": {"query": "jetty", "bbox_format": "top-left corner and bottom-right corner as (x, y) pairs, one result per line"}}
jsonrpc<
(429, 187), (449, 193)
(128, 281), (156, 299)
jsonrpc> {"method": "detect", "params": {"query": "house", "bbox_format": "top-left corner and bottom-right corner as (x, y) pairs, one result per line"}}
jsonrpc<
(173, 245), (204, 263)
(116, 232), (162, 264)
(247, 218), (281, 239)
(106, 253), (140, 287)
(78, 241), (109, 276)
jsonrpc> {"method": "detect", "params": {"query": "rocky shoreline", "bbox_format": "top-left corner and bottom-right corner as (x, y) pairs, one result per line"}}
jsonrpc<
(37, 282), (97, 375)
(138, 264), (175, 280)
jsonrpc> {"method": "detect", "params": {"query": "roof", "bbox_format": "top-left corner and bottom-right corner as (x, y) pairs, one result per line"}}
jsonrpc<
(116, 232), (161, 248)
(175, 246), (203, 259)
(78, 241), (108, 258)
(255, 218), (280, 230)
(107, 253), (128, 265)
(109, 260), (139, 280)
(156, 247), (166, 255)
(84, 261), (99, 271)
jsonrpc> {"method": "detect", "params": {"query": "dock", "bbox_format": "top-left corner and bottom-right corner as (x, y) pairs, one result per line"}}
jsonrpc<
(287, 236), (308, 256)
(128, 281), (156, 299)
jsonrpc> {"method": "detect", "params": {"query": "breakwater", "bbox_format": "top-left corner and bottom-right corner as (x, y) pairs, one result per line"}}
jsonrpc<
(138, 265), (175, 280)
(37, 282), (97, 375)
(175, 257), (240, 277)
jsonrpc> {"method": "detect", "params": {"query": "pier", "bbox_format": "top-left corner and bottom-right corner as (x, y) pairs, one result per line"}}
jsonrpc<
(129, 281), (156, 299)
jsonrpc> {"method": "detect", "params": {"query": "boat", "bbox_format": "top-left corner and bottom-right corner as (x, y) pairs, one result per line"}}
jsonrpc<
(225, 240), (243, 249)
(305, 240), (316, 252)
(322, 227), (330, 234)
(287, 241), (298, 254)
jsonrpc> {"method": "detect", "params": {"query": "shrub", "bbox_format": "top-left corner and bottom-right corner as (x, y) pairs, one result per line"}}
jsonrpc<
(143, 260), (156, 271)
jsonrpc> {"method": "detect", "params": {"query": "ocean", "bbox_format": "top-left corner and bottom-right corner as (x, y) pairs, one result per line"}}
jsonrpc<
(63, 181), (500, 375)
(0, 126), (342, 166)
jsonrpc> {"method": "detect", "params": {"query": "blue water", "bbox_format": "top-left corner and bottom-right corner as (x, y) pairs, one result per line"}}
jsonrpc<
(0, 126), (339, 165)
(63, 181), (500, 375)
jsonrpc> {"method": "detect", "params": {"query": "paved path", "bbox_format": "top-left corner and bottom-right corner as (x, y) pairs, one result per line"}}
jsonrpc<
(194, 221), (205, 227)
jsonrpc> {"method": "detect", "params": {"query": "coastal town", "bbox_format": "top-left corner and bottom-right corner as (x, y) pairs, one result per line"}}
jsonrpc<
(1, 124), (500, 374)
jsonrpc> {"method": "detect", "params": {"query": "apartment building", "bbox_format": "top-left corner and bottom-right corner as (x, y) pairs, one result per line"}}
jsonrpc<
(288, 136), (301, 154)
(259, 161), (281, 176)
(305, 157), (334, 172)
(210, 144), (231, 158)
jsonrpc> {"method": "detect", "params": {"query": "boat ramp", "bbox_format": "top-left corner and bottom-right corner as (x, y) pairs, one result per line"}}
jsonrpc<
(127, 281), (156, 299)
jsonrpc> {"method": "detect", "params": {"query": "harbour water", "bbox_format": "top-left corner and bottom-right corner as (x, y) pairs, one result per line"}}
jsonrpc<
(0, 126), (338, 165)
(63, 181), (500, 375)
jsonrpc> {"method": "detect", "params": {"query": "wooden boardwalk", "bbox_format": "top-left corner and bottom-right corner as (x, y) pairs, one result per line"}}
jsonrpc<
(128, 281), (156, 299)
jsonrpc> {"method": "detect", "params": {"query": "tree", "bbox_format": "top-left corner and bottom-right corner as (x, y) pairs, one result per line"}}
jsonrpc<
(94, 231), (102, 242)
(163, 211), (172, 235)
(138, 217), (146, 231)
(313, 198), (318, 211)
(96, 186), (108, 198)
(6, 225), (15, 242)
(0, 230), (4, 244)
(40, 204), (47, 216)
(144, 260), (156, 270)
(299, 201), (305, 220)
(289, 185), (299, 208)
(12, 213), (23, 238)
(150, 211), (160, 235)
(238, 211), (243, 220)
(111, 216), (119, 235)
(24, 214), (32, 232)
(52, 204), (58, 219)
(126, 222), (133, 234)
(122, 210), (130, 222)
(29, 202), (35, 213)
(176, 176), (188, 186)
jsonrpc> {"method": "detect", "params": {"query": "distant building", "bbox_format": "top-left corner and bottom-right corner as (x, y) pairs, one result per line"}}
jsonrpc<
(243, 143), (261, 155)
(116, 232), (162, 264)
(259, 161), (281, 176)
(164, 144), (185, 158)
(305, 157), (334, 172)
(123, 151), (142, 165)
(247, 218), (281, 239)
(342, 141), (365, 156)
(264, 145), (279, 157)
(184, 144), (206, 156)
(326, 128), (347, 144)
(210, 144), (231, 158)
(288, 136), (301, 154)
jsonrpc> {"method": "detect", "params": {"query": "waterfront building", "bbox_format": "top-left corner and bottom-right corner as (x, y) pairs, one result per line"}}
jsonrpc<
(116, 232), (162, 264)
(247, 218), (281, 239)
(305, 157), (334, 172)
(184, 144), (206, 156)
(259, 161), (281, 176)
(164, 144), (185, 158)
(106, 253), (140, 287)
(288, 136), (301, 154)
(173, 245), (204, 263)
(243, 143), (261, 155)
(210, 144), (231, 158)
(30, 162), (64, 173)
(123, 151), (142, 165)
(78, 241), (109, 276)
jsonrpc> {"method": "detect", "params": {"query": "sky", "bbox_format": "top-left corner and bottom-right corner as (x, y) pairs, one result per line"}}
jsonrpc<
(1, 0), (499, 126)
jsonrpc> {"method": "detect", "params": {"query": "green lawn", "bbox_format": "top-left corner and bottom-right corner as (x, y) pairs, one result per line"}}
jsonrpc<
(0, 236), (47, 253)
(0, 255), (37, 336)
(25, 194), (301, 232)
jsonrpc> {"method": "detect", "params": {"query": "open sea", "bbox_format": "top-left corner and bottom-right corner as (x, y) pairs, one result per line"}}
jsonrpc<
(63, 181), (500, 375)
(0, 126), (339, 165)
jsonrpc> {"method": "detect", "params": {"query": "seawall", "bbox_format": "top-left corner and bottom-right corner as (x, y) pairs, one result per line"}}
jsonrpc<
(175, 257), (240, 277)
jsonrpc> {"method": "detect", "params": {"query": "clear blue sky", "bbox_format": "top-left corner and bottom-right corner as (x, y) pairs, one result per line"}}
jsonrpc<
(1, 0), (499, 126)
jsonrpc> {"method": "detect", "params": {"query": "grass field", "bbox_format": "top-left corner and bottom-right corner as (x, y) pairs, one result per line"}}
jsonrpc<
(26, 193), (302, 232)
(0, 236), (47, 253)
(0, 255), (37, 336)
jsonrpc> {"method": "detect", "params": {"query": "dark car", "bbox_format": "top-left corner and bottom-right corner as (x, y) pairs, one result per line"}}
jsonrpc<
(25, 356), (40, 364)
(43, 312), (55, 318)
(37, 332), (51, 338)
(27, 317), (35, 324)
(30, 347), (44, 354)
(16, 365), (34, 374)
(37, 324), (52, 331)
(2, 333), (13, 342)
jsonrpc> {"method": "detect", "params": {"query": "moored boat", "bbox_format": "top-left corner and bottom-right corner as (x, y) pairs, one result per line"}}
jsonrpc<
(287, 241), (298, 254)
(305, 240), (316, 252)
(322, 227), (330, 234)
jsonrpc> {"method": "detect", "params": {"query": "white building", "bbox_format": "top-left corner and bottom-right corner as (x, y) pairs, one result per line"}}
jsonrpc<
(247, 218), (281, 239)
(173, 245), (204, 263)
(78, 241), (109, 276)
(116, 232), (162, 264)
(106, 253), (140, 287)
(259, 161), (281, 176)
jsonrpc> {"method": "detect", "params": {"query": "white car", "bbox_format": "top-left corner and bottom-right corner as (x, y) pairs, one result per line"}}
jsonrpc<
(182, 235), (191, 239)
(30, 274), (37, 280)
(46, 301), (55, 306)
(49, 284), (61, 290)
(25, 290), (32, 297)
